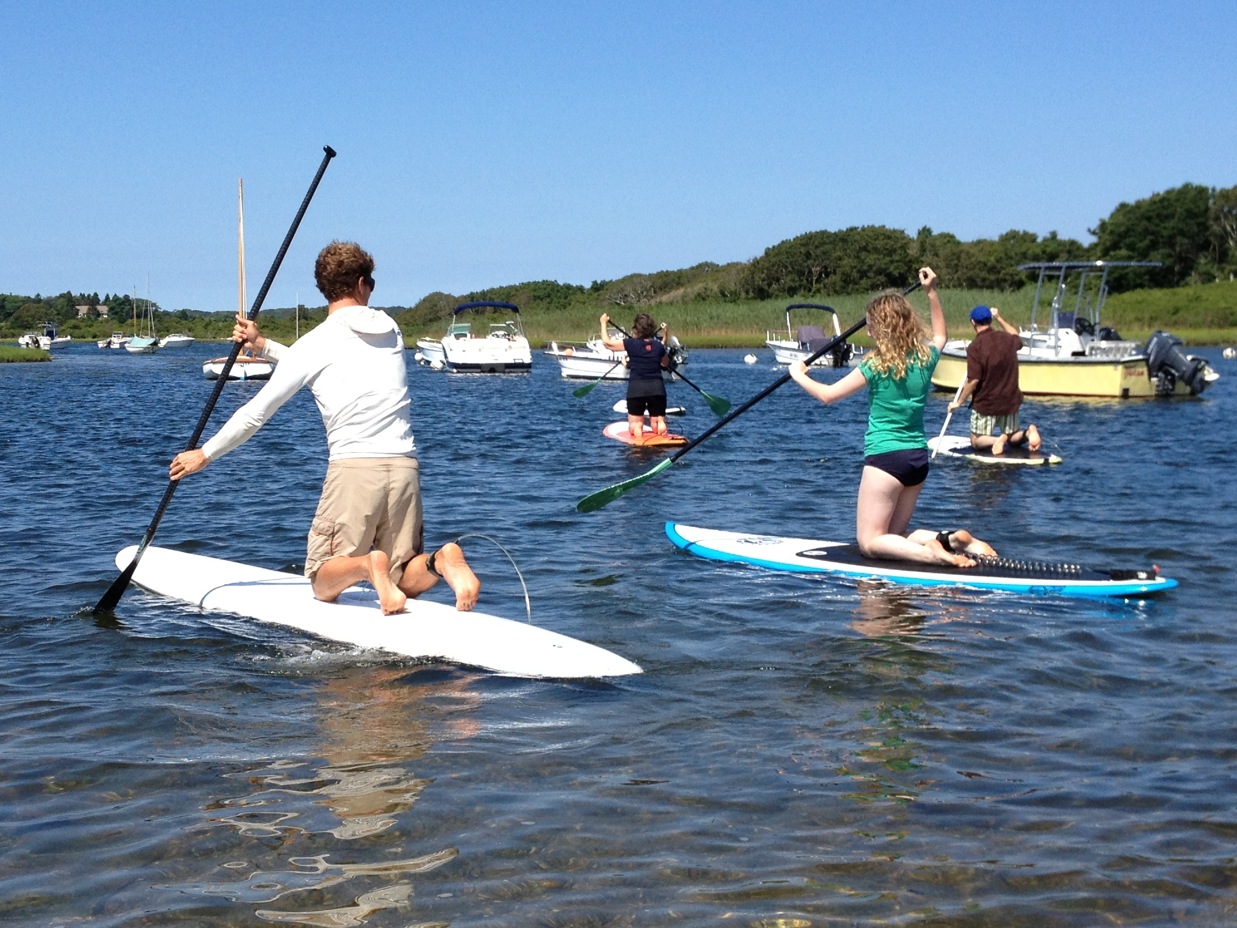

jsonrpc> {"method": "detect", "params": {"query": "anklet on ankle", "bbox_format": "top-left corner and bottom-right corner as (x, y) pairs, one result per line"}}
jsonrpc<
(425, 550), (443, 578)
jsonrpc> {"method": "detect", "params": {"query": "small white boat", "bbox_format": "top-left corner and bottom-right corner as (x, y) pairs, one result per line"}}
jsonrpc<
(416, 301), (532, 373)
(18, 332), (49, 349)
(544, 338), (628, 380)
(158, 333), (195, 348)
(932, 261), (1219, 398)
(19, 322), (70, 349)
(202, 355), (275, 381)
(98, 332), (130, 349)
(545, 334), (687, 380)
(766, 303), (862, 368)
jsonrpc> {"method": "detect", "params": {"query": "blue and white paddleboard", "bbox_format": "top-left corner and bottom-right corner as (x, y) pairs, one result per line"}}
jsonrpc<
(116, 545), (642, 679)
(665, 523), (1176, 599)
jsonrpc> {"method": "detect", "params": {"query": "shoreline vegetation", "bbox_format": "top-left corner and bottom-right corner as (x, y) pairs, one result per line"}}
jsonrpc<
(4, 278), (1234, 362)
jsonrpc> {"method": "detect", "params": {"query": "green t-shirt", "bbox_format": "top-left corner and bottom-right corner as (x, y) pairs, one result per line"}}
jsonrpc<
(859, 345), (940, 456)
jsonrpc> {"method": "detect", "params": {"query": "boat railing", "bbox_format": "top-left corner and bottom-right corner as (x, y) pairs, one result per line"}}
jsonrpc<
(1086, 340), (1142, 359)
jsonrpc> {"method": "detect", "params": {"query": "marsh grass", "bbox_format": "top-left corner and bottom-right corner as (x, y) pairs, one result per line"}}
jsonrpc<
(0, 345), (51, 362)
(508, 281), (1237, 349)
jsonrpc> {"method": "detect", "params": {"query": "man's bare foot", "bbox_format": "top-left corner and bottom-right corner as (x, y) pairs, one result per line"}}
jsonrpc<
(365, 551), (407, 614)
(991, 433), (1007, 455)
(925, 537), (976, 568)
(434, 542), (481, 611)
(1027, 424), (1041, 453)
(946, 529), (998, 559)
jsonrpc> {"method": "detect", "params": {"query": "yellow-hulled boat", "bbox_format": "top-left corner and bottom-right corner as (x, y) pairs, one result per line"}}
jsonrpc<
(933, 261), (1218, 399)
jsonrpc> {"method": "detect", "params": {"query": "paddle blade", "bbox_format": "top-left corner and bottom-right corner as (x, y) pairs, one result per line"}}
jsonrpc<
(94, 558), (138, 614)
(577, 457), (675, 512)
(572, 380), (600, 398)
(703, 392), (731, 416)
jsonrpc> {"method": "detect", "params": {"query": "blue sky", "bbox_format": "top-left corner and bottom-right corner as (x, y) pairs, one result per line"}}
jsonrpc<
(5, 1), (1235, 313)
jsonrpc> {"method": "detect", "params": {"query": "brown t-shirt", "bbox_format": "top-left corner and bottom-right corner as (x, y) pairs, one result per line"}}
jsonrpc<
(966, 329), (1023, 415)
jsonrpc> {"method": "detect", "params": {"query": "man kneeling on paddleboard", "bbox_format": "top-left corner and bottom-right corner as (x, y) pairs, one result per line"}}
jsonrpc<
(789, 267), (997, 568)
(169, 241), (480, 615)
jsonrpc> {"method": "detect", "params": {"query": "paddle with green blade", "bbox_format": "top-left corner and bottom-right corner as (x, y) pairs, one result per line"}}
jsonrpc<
(672, 368), (731, 416)
(93, 145), (337, 615)
(571, 359), (625, 398)
(576, 281), (923, 513)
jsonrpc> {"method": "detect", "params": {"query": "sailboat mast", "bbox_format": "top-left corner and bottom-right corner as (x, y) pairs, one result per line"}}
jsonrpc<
(238, 178), (247, 317)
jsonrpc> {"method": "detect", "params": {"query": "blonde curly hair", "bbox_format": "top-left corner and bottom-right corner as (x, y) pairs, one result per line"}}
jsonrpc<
(862, 290), (933, 380)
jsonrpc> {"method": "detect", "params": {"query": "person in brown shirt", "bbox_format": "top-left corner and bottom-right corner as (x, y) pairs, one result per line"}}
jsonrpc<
(948, 305), (1042, 455)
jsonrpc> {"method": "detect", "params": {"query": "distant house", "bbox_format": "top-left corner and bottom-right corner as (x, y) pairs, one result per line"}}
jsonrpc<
(76, 304), (109, 319)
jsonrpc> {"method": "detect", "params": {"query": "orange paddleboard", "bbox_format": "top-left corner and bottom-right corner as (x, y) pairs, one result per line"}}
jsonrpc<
(603, 420), (690, 448)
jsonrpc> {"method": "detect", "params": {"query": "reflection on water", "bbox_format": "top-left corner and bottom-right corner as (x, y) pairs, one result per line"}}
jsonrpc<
(172, 665), (478, 924)
(2, 346), (1236, 925)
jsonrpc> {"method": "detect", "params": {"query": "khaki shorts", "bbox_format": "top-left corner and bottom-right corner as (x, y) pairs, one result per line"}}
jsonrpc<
(305, 457), (422, 584)
(970, 410), (1020, 437)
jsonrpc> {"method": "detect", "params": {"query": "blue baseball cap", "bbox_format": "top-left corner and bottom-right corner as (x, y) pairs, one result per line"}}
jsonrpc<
(970, 305), (992, 324)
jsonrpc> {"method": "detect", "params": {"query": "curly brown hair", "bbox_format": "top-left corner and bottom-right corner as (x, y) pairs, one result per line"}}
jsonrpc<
(863, 290), (932, 380)
(314, 241), (375, 302)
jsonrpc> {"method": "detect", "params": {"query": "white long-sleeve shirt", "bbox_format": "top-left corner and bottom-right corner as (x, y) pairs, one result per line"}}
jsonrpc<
(202, 305), (416, 462)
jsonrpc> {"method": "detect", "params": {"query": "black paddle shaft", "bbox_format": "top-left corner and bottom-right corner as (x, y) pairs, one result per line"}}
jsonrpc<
(94, 145), (337, 614)
(662, 280), (923, 465)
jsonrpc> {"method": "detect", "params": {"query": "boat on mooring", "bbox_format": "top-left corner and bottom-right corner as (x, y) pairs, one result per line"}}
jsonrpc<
(19, 322), (71, 350)
(931, 261), (1219, 398)
(202, 354), (275, 381)
(545, 334), (687, 380)
(765, 303), (861, 368)
(415, 301), (532, 373)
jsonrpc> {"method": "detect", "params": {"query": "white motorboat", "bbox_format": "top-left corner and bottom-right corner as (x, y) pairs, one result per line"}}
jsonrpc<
(415, 301), (532, 373)
(932, 260), (1219, 398)
(545, 334), (687, 380)
(98, 332), (129, 349)
(202, 355), (275, 381)
(19, 322), (70, 349)
(765, 303), (862, 368)
(544, 338), (628, 380)
(158, 333), (195, 348)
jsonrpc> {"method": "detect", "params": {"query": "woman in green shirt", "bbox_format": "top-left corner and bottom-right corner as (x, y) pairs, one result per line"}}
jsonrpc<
(789, 267), (995, 567)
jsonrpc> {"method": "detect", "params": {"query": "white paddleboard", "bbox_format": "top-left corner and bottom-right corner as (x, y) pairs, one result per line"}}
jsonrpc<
(116, 546), (642, 679)
(612, 399), (687, 416)
(930, 435), (1062, 466)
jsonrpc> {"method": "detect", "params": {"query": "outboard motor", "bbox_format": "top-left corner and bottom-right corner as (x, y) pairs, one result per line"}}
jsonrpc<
(1144, 330), (1209, 396)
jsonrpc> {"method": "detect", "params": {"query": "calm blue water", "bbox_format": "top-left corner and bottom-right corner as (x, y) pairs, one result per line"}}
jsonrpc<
(2, 341), (1235, 927)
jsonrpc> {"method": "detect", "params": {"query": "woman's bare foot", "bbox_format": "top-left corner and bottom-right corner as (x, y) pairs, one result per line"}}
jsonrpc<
(434, 542), (481, 611)
(365, 550), (407, 614)
(925, 536), (977, 568)
(946, 529), (998, 559)
(991, 433), (1008, 455)
(1026, 424), (1041, 452)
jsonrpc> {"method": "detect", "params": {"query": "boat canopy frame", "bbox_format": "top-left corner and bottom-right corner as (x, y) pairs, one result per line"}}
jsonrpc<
(1018, 260), (1161, 336)
(777, 302), (843, 343)
(453, 300), (521, 316)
